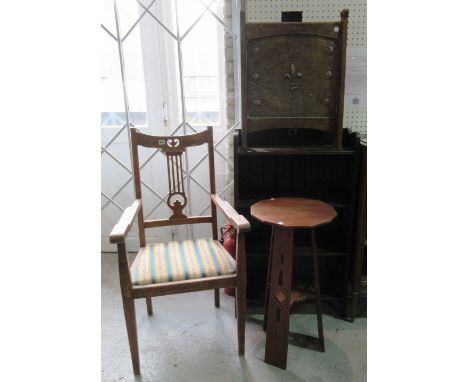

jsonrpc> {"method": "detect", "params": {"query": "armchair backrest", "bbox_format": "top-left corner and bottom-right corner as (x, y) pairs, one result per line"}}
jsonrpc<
(130, 126), (218, 247)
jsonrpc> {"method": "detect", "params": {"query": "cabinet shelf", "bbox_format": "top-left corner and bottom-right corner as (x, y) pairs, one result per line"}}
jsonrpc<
(246, 245), (349, 258)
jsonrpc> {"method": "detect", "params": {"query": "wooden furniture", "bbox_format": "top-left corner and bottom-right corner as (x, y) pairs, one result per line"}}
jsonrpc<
(350, 140), (367, 320)
(236, 3), (360, 319)
(109, 127), (250, 375)
(234, 129), (360, 317)
(251, 197), (337, 369)
(240, 4), (349, 149)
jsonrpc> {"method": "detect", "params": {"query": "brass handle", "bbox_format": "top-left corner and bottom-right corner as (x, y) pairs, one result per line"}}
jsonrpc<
(252, 73), (260, 80)
(322, 97), (330, 106)
(325, 46), (334, 55)
(253, 99), (261, 106)
(325, 70), (333, 79)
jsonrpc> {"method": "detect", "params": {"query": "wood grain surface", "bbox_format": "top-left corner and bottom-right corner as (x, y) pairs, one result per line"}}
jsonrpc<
(251, 197), (337, 228)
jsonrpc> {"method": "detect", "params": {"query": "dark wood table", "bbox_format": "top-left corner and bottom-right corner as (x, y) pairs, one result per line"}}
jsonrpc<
(251, 197), (337, 369)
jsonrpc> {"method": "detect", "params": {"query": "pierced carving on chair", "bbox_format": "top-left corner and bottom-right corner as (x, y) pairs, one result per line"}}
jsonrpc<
(166, 152), (187, 219)
(167, 138), (180, 148)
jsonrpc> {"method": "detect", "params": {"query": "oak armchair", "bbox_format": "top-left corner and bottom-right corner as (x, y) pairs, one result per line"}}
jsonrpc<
(109, 126), (250, 375)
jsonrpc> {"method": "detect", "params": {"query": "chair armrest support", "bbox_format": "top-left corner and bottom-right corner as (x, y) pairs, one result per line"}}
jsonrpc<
(109, 199), (142, 244)
(211, 194), (250, 233)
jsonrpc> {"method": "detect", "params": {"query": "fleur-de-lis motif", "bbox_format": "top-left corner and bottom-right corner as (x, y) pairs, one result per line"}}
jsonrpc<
(283, 63), (302, 91)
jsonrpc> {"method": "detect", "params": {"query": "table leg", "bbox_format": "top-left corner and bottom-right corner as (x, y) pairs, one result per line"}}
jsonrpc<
(264, 226), (294, 369)
(311, 229), (325, 351)
(263, 226), (275, 331)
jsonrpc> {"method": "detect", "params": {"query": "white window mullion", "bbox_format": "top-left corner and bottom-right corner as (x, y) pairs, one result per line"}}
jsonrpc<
(102, 0), (240, 250)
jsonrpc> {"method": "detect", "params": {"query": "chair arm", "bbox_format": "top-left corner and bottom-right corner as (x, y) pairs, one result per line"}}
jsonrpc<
(109, 199), (142, 244)
(211, 194), (251, 233)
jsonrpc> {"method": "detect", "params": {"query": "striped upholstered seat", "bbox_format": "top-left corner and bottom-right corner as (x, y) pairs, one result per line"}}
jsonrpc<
(130, 238), (236, 286)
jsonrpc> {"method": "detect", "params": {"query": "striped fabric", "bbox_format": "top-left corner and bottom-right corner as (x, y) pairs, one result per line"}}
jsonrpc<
(130, 238), (236, 286)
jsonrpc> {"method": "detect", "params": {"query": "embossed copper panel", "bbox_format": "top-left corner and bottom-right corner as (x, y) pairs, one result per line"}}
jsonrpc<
(247, 34), (338, 118)
(240, 10), (349, 148)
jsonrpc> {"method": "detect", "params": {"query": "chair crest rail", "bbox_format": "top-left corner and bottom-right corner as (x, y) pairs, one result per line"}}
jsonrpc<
(132, 128), (209, 153)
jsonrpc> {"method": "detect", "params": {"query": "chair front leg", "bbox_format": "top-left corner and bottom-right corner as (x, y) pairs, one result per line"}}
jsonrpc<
(122, 294), (140, 375)
(117, 243), (140, 375)
(236, 233), (247, 356)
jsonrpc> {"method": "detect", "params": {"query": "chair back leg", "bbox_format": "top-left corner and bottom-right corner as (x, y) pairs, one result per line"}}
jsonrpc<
(214, 289), (220, 308)
(234, 290), (237, 318)
(146, 296), (153, 316)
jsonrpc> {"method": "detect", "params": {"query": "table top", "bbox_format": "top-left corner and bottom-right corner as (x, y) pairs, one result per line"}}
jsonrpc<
(250, 197), (337, 228)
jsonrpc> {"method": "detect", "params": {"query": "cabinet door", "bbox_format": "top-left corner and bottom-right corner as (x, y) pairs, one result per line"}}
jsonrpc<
(246, 34), (338, 118)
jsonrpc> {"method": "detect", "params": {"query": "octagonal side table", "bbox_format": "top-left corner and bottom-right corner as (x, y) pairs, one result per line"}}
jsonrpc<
(251, 197), (337, 369)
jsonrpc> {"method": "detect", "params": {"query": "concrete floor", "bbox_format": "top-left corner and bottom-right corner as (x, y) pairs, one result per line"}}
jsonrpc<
(102, 253), (366, 382)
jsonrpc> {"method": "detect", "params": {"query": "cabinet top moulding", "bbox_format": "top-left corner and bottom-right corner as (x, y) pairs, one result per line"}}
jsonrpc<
(237, 146), (355, 156)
